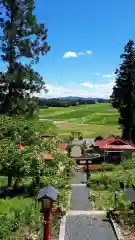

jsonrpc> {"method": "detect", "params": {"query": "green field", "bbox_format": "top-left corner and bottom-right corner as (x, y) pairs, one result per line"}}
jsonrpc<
(39, 103), (121, 138)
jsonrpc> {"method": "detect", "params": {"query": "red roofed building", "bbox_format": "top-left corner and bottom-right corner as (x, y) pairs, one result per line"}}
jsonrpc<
(95, 136), (135, 163)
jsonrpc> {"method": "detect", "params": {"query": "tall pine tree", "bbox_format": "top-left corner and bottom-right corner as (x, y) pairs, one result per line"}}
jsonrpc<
(110, 40), (135, 143)
(0, 0), (50, 116)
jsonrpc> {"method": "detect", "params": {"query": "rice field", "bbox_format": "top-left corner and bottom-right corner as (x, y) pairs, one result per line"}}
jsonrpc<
(39, 103), (121, 138)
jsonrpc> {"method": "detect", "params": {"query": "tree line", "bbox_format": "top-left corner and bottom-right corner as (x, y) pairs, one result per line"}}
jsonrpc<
(38, 98), (109, 107)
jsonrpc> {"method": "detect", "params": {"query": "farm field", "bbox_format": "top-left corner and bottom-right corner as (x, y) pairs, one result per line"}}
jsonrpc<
(39, 103), (121, 138)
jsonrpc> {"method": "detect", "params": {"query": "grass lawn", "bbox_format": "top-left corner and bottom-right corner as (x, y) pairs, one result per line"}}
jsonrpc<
(39, 103), (119, 124)
(56, 122), (120, 138)
(39, 103), (121, 138)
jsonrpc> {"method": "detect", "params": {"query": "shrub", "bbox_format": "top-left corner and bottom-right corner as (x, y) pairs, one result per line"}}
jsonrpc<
(79, 135), (83, 140)
(122, 157), (135, 170)
(33, 120), (57, 136)
(0, 185), (69, 239)
(95, 136), (103, 141)
(69, 135), (74, 141)
(0, 116), (71, 239)
(0, 198), (42, 239)
(90, 190), (131, 211)
(101, 163), (116, 171)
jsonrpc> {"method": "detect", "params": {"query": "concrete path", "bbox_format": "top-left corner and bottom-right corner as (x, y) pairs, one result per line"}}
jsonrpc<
(70, 184), (92, 210)
(64, 214), (117, 240)
(60, 169), (117, 240)
(70, 170), (92, 210)
(70, 170), (86, 184)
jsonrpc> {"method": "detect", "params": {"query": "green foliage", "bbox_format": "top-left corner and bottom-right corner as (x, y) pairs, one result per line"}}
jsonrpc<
(0, 116), (72, 238)
(0, 198), (42, 239)
(78, 132), (83, 140)
(0, 189), (69, 240)
(80, 144), (86, 154)
(101, 163), (116, 171)
(121, 157), (135, 170)
(88, 157), (135, 211)
(69, 135), (74, 141)
(34, 120), (58, 136)
(110, 40), (135, 143)
(90, 190), (131, 211)
(95, 136), (103, 141)
(0, 116), (39, 144)
(88, 166), (135, 191)
(0, 0), (50, 117)
(0, 117), (60, 187)
(0, 146), (72, 238)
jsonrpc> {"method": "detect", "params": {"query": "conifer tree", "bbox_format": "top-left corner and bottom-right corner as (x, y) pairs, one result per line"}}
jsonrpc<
(0, 0), (50, 116)
(110, 40), (135, 143)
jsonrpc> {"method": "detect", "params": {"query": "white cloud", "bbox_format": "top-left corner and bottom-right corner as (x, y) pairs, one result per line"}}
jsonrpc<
(102, 73), (115, 78)
(94, 72), (101, 76)
(78, 52), (85, 56)
(80, 82), (94, 88)
(63, 50), (93, 58)
(80, 80), (115, 98)
(80, 80), (115, 96)
(86, 50), (93, 55)
(36, 80), (115, 99)
(94, 72), (115, 78)
(63, 51), (77, 58)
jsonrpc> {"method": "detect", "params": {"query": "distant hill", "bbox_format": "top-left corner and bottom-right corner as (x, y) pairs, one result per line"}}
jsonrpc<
(40, 96), (108, 101)
(58, 96), (107, 101)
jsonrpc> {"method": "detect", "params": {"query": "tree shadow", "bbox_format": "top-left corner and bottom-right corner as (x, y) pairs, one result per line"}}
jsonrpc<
(0, 186), (27, 198)
(0, 182), (45, 199)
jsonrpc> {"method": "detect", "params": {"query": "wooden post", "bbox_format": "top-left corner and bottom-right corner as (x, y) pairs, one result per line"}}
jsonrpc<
(43, 210), (51, 240)
(43, 200), (53, 240)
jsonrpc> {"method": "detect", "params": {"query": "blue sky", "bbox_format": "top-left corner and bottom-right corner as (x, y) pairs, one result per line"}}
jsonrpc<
(1, 0), (135, 98)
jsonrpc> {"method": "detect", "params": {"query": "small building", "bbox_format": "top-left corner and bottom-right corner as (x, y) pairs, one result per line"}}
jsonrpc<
(95, 136), (135, 163)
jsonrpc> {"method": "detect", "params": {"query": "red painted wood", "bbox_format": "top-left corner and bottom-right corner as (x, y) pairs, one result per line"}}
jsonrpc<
(43, 200), (53, 240)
